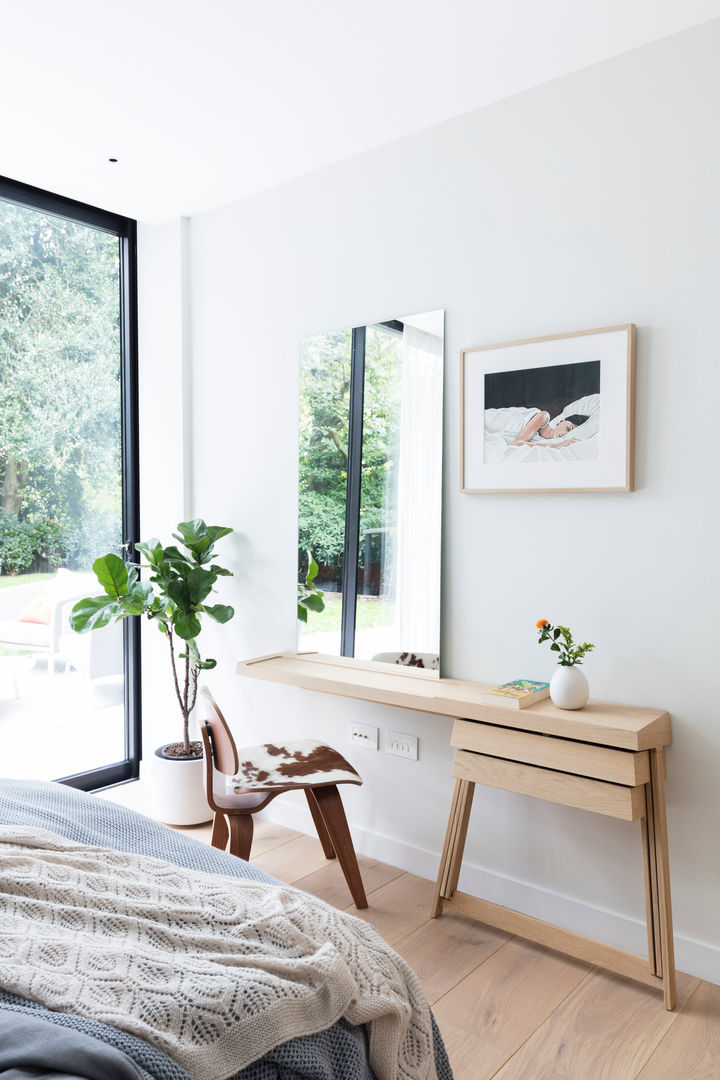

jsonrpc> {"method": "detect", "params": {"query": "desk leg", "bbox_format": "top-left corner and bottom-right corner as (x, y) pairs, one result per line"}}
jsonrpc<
(431, 778), (474, 918)
(641, 784), (661, 976)
(650, 749), (676, 1010)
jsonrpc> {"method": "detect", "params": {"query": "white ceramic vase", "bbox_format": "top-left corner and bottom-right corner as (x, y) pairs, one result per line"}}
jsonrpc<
(151, 746), (212, 826)
(550, 666), (589, 710)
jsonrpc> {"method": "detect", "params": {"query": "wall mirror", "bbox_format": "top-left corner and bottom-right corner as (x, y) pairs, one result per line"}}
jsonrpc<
(298, 309), (444, 674)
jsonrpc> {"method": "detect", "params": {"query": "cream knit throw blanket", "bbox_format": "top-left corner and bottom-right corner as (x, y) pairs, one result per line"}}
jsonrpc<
(0, 825), (436, 1080)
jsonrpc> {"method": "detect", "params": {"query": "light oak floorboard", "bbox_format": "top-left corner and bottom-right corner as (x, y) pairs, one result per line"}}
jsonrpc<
(636, 980), (720, 1080)
(295, 853), (404, 909)
(250, 833), (330, 883)
(393, 912), (511, 1006)
(345, 873), (437, 946)
(431, 938), (592, 1080)
(101, 781), (720, 1080)
(493, 967), (699, 1080)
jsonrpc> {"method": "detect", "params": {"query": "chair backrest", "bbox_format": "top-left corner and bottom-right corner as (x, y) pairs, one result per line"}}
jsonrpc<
(199, 686), (240, 776)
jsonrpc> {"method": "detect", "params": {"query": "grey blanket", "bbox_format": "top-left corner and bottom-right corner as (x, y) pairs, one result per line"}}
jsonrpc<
(0, 779), (452, 1080)
(0, 1010), (145, 1080)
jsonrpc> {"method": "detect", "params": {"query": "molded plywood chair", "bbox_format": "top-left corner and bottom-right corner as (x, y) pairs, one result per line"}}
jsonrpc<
(199, 687), (368, 908)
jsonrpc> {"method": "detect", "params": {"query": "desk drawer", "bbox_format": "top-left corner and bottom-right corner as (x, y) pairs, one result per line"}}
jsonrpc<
(452, 749), (645, 821)
(451, 718), (649, 786)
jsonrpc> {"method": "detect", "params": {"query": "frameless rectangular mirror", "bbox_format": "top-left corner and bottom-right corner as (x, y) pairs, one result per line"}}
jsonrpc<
(298, 310), (444, 674)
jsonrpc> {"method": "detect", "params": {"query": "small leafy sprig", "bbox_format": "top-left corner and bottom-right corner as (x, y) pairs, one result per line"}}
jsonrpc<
(297, 549), (325, 622)
(536, 619), (595, 667)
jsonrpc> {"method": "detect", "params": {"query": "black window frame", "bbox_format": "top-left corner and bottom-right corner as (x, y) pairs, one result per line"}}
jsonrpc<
(0, 174), (141, 791)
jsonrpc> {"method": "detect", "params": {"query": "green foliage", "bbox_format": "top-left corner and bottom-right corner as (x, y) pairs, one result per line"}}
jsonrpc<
(297, 326), (402, 580)
(297, 550), (325, 623)
(537, 620), (595, 667)
(0, 200), (121, 573)
(0, 509), (34, 574)
(71, 519), (235, 753)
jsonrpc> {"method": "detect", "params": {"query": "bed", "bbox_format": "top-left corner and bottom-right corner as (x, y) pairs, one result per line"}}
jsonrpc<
(483, 393), (600, 465)
(0, 779), (452, 1080)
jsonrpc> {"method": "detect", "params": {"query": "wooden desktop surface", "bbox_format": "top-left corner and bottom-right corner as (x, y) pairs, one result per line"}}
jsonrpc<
(236, 652), (670, 751)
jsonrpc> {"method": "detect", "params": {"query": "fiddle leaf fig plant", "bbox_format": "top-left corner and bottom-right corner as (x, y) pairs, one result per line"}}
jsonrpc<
(70, 519), (235, 757)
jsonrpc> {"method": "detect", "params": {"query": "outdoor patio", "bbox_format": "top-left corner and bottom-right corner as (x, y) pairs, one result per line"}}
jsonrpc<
(0, 652), (124, 782)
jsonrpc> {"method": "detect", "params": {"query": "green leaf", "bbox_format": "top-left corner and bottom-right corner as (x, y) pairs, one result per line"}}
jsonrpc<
(173, 611), (202, 640)
(136, 538), (164, 566)
(305, 550), (319, 585)
(187, 567), (217, 604)
(123, 580), (153, 615)
(165, 577), (190, 609)
(161, 545), (192, 567)
(196, 657), (217, 670)
(70, 595), (122, 632)
(302, 593), (325, 613)
(550, 642), (560, 652)
(202, 603), (234, 623)
(297, 605), (308, 623)
(205, 525), (233, 545)
(93, 553), (128, 598)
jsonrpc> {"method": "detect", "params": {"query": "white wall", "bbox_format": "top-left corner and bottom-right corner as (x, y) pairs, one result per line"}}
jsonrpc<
(142, 22), (720, 981)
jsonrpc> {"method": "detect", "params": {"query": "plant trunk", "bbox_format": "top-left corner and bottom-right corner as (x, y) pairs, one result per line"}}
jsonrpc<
(1, 458), (29, 514)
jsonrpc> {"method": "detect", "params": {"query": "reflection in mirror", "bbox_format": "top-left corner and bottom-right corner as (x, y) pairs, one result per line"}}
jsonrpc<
(298, 310), (443, 674)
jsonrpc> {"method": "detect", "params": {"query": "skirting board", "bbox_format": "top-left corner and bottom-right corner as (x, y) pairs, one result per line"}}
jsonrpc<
(258, 797), (720, 986)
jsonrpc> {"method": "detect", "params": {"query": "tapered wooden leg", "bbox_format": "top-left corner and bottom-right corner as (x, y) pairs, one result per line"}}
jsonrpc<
(431, 776), (475, 917)
(432, 778), (463, 917)
(311, 785), (367, 909)
(211, 811), (229, 852)
(650, 749), (676, 1010)
(641, 785), (661, 975)
(305, 789), (336, 859)
(227, 814), (254, 861)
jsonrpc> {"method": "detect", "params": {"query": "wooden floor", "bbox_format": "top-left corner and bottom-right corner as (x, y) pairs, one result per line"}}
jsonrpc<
(99, 783), (720, 1079)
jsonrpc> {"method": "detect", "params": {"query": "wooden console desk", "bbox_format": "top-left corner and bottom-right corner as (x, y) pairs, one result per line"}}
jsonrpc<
(237, 652), (675, 1009)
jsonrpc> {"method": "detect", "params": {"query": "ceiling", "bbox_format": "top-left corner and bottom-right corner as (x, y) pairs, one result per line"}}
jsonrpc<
(1, 0), (719, 224)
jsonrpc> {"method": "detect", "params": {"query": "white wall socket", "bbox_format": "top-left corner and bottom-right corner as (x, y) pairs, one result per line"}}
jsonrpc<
(387, 731), (419, 760)
(349, 722), (378, 749)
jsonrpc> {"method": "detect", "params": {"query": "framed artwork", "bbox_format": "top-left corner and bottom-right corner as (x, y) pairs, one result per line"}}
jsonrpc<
(460, 324), (635, 493)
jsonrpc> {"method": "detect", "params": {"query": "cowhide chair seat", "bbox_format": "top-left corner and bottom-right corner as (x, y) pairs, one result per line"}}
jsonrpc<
(199, 688), (367, 908)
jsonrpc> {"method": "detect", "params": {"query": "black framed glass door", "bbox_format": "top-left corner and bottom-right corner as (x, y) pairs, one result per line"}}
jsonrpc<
(0, 176), (140, 790)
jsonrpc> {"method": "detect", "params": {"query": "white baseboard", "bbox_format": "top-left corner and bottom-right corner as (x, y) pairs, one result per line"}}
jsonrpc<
(260, 799), (720, 986)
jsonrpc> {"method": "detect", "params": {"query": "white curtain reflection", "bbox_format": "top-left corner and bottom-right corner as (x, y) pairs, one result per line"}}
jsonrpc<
(395, 324), (443, 655)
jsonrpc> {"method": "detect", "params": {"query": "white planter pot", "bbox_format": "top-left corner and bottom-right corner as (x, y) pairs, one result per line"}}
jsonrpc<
(550, 666), (589, 710)
(151, 746), (212, 826)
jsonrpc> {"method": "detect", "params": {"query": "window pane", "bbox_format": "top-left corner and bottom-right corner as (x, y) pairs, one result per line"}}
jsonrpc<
(0, 198), (125, 780)
(353, 325), (402, 659)
(298, 329), (351, 654)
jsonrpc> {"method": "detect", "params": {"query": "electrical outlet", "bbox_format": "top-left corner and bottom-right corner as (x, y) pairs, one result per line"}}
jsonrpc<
(349, 722), (378, 749)
(387, 731), (419, 760)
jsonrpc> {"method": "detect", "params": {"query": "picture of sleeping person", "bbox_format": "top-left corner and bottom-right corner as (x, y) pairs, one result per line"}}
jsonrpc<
(510, 409), (590, 447)
(483, 394), (600, 464)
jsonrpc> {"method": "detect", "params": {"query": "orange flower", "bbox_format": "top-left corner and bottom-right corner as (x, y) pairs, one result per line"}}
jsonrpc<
(536, 618), (549, 629)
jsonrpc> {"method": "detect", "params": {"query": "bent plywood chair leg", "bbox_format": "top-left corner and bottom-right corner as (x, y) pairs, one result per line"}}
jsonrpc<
(211, 811), (229, 852)
(228, 814), (254, 861)
(312, 785), (367, 909)
(305, 788), (336, 859)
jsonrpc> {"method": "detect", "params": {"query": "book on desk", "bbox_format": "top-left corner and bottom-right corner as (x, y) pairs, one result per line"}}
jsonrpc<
(477, 679), (550, 709)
